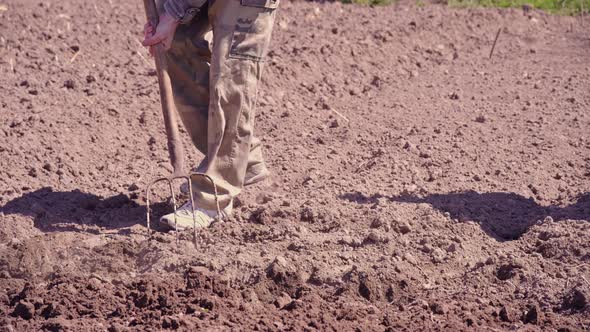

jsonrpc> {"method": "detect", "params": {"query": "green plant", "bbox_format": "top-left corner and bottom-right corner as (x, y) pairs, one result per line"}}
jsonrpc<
(448, 0), (590, 14)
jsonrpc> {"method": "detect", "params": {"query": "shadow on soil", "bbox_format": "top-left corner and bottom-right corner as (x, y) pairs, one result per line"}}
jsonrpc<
(340, 190), (590, 241)
(0, 187), (170, 234)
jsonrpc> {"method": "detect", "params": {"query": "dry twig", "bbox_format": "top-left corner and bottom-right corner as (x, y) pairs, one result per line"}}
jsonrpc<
(489, 27), (502, 59)
(330, 108), (350, 123)
(70, 50), (80, 63)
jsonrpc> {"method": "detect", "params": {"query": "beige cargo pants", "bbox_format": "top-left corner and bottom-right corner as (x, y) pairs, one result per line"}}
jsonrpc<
(161, 0), (279, 210)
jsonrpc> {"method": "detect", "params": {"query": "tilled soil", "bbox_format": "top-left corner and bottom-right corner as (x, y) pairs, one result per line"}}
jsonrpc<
(1, 0), (589, 330)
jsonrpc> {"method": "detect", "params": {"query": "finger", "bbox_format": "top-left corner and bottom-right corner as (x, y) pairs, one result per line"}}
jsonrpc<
(143, 23), (153, 37)
(144, 28), (153, 40)
(143, 24), (149, 36)
(142, 33), (165, 46)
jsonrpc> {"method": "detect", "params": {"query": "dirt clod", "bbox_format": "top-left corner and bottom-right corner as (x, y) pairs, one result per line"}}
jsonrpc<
(496, 263), (522, 280)
(522, 304), (542, 324)
(64, 79), (76, 90)
(562, 288), (587, 312)
(396, 222), (412, 234)
(429, 302), (446, 315)
(13, 301), (35, 320)
(499, 306), (513, 322)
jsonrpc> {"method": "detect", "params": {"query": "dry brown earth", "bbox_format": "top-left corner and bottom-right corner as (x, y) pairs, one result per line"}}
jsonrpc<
(0, 0), (589, 330)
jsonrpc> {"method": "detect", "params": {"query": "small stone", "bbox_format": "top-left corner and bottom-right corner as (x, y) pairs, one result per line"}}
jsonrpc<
(64, 79), (76, 89)
(338, 236), (362, 248)
(363, 231), (387, 245)
(419, 151), (430, 158)
(42, 163), (53, 172)
(475, 115), (486, 123)
(446, 243), (457, 253)
(370, 218), (383, 228)
(430, 302), (446, 315)
(397, 222), (411, 234)
(274, 292), (292, 309)
(431, 248), (446, 263)
(128, 183), (140, 191)
(28, 168), (38, 177)
(421, 244), (433, 254)
(87, 277), (102, 291)
(273, 256), (287, 267)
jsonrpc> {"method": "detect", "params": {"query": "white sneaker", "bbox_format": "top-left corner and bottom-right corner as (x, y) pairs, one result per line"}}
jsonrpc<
(159, 201), (232, 231)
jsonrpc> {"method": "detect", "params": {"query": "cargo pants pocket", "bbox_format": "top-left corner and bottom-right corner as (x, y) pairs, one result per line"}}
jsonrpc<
(228, 0), (279, 61)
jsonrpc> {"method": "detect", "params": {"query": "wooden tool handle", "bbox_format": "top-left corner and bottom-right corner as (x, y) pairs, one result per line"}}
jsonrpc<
(143, 0), (186, 176)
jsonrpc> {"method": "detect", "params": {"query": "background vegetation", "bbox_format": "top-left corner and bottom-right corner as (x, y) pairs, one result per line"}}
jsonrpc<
(448, 0), (589, 14)
(341, 0), (590, 14)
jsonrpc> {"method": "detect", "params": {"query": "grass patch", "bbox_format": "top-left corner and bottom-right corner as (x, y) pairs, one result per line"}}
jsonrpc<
(340, 0), (394, 5)
(448, 0), (590, 14)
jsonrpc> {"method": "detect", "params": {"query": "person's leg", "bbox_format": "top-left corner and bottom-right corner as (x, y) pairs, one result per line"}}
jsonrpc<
(191, 0), (279, 210)
(166, 3), (270, 188)
(166, 9), (211, 154)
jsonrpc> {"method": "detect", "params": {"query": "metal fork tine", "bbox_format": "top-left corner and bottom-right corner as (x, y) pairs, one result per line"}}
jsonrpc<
(145, 173), (222, 247)
(146, 177), (175, 237)
(186, 176), (198, 246)
(167, 179), (178, 244)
